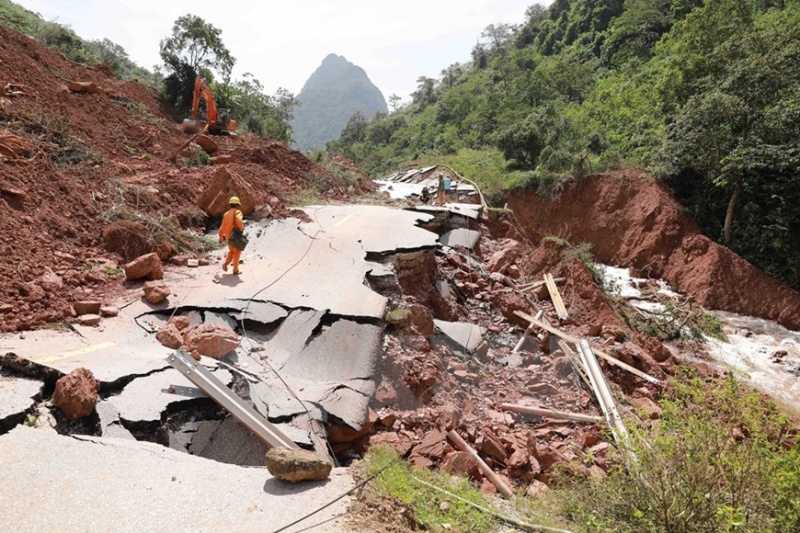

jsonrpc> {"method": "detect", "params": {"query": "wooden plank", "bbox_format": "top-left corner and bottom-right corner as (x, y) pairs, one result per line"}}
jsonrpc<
(557, 339), (592, 390)
(512, 310), (544, 354)
(447, 430), (514, 499)
(520, 277), (565, 294)
(577, 340), (629, 445)
(545, 273), (569, 320)
(501, 403), (603, 424)
(513, 311), (660, 385)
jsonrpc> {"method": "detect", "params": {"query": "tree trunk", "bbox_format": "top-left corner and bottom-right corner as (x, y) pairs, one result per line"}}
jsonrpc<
(723, 174), (742, 243)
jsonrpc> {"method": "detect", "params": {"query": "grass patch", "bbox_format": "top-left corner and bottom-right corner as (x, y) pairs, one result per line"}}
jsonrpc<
(543, 236), (605, 285)
(363, 446), (497, 532)
(185, 148), (210, 167)
(556, 371), (800, 532)
(35, 322), (71, 331)
(21, 113), (102, 167)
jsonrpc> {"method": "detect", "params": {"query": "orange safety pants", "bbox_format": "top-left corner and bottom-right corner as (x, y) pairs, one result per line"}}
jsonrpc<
(224, 243), (242, 274)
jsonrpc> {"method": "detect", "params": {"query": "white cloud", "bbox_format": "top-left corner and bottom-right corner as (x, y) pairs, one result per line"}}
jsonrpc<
(13, 0), (550, 100)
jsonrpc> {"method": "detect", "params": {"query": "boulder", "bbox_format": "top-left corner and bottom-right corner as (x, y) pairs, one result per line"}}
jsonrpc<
(123, 252), (163, 281)
(196, 167), (256, 216)
(477, 431), (508, 463)
(408, 304), (435, 337)
(485, 239), (520, 274)
(38, 270), (64, 291)
(99, 306), (119, 318)
(142, 281), (170, 305)
(210, 154), (235, 165)
(265, 447), (332, 482)
(77, 314), (102, 327)
(156, 323), (184, 349)
(68, 81), (105, 94)
(194, 134), (218, 155)
(440, 451), (480, 478)
(182, 324), (239, 359)
(52, 368), (99, 420)
(73, 300), (101, 316)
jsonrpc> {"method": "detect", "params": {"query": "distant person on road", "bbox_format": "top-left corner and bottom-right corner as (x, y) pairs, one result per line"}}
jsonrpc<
(421, 185), (431, 204)
(437, 174), (445, 205)
(443, 175), (452, 203)
(219, 196), (244, 275)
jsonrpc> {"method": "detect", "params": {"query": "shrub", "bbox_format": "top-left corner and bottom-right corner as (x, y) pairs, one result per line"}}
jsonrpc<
(561, 371), (798, 532)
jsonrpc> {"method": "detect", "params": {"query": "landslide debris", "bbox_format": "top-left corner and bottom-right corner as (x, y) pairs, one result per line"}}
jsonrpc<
(0, 24), (348, 332)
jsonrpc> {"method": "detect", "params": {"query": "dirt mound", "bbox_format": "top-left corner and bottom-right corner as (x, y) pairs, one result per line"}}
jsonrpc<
(0, 25), (351, 331)
(507, 170), (800, 330)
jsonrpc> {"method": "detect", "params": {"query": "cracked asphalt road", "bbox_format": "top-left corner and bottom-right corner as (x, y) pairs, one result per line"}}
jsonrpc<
(0, 204), (439, 532)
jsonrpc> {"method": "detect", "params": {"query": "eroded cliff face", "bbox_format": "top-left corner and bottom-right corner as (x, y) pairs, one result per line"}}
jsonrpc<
(506, 169), (800, 331)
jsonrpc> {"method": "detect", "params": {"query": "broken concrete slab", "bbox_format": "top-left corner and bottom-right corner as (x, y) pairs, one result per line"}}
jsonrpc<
(439, 228), (481, 249)
(193, 417), (269, 467)
(95, 401), (136, 441)
(279, 320), (381, 384)
(435, 320), (485, 353)
(260, 309), (326, 368)
(229, 300), (288, 326)
(0, 426), (353, 532)
(0, 376), (42, 432)
(106, 366), (231, 425)
(407, 203), (482, 221)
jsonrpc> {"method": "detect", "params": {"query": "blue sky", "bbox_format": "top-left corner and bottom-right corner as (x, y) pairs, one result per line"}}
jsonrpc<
(14, 0), (550, 101)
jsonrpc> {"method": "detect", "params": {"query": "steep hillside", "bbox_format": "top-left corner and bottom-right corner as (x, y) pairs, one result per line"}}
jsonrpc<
(0, 25), (344, 332)
(505, 170), (800, 331)
(291, 53), (387, 151)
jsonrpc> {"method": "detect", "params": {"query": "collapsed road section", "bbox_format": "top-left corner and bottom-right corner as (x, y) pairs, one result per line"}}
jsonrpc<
(0, 205), (441, 457)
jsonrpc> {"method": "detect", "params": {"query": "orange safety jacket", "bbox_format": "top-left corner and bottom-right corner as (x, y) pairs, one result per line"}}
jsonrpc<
(218, 208), (244, 241)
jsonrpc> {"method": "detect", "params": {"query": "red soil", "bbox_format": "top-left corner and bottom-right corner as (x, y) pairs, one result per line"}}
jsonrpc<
(507, 169), (800, 331)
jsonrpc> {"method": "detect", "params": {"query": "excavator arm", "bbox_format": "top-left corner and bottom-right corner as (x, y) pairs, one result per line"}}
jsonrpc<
(183, 76), (236, 134)
(188, 76), (219, 124)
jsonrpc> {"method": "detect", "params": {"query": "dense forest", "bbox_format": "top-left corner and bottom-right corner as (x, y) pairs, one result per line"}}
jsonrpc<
(327, 0), (800, 291)
(291, 54), (388, 151)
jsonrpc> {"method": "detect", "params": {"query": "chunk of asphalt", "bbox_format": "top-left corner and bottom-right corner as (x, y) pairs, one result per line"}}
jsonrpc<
(434, 319), (484, 353)
(0, 376), (43, 434)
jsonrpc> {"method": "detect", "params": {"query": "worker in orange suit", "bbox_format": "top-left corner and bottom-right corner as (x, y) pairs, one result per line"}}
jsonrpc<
(218, 196), (244, 275)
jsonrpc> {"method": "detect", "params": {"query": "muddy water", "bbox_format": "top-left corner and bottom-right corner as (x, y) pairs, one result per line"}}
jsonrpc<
(703, 312), (800, 413)
(600, 264), (800, 414)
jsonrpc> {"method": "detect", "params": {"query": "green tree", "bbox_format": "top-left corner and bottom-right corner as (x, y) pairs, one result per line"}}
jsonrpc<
(159, 14), (235, 115)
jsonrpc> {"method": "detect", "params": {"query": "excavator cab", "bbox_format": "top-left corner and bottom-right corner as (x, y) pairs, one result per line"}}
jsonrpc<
(181, 76), (237, 135)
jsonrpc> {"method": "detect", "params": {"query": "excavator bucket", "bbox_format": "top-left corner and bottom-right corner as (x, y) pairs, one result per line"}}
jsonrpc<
(182, 119), (200, 134)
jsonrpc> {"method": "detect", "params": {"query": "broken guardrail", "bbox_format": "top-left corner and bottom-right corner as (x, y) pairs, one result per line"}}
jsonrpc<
(167, 351), (299, 450)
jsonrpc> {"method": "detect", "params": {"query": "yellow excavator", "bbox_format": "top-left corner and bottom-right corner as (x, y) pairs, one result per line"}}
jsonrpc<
(181, 76), (237, 135)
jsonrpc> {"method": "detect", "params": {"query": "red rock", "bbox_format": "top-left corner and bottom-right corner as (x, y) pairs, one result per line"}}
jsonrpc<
(38, 270), (64, 291)
(446, 253), (464, 268)
(408, 304), (435, 337)
(413, 429), (451, 460)
(579, 429), (603, 448)
(477, 430), (508, 463)
(156, 323), (184, 349)
(485, 240), (520, 274)
(368, 432), (413, 455)
(480, 478), (497, 495)
(170, 316), (191, 331)
(77, 314), (102, 327)
(589, 465), (607, 481)
(194, 134), (218, 155)
(99, 306), (119, 318)
(440, 451), (480, 478)
(170, 254), (190, 266)
(210, 154), (235, 165)
(196, 166), (255, 216)
(124, 252), (163, 281)
(52, 368), (99, 420)
(527, 479), (549, 497)
(182, 324), (239, 359)
(68, 81), (105, 94)
(142, 281), (171, 304)
(630, 396), (662, 419)
(73, 300), (101, 316)
(507, 265), (521, 279)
